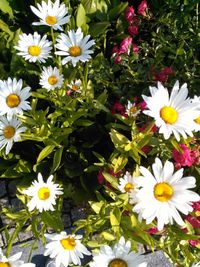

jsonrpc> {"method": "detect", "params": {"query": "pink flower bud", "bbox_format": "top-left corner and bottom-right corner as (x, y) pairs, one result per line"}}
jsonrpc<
(112, 45), (119, 55)
(138, 0), (148, 16)
(128, 25), (139, 36)
(114, 55), (122, 64)
(125, 6), (135, 22)
(119, 37), (133, 54)
(133, 43), (139, 54)
(172, 144), (193, 167)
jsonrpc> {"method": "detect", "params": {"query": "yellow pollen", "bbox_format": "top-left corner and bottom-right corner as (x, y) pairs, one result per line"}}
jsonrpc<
(124, 182), (134, 192)
(195, 116), (200, 125)
(45, 15), (57, 25)
(38, 187), (50, 200)
(28, 45), (41, 56)
(108, 258), (128, 267)
(160, 106), (178, 124)
(130, 106), (137, 114)
(6, 94), (21, 108)
(195, 211), (200, 216)
(154, 182), (174, 202)
(3, 126), (15, 139)
(60, 237), (76, 250)
(48, 76), (58, 85)
(72, 85), (79, 91)
(68, 46), (82, 57)
(0, 263), (11, 267)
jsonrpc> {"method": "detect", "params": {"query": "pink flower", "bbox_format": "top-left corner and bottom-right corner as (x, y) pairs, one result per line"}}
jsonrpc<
(114, 55), (122, 64)
(119, 37), (133, 54)
(111, 101), (126, 116)
(133, 43), (139, 54)
(172, 144), (193, 168)
(97, 171), (105, 184)
(112, 45), (119, 55)
(146, 227), (159, 234)
(154, 67), (173, 82)
(137, 100), (147, 110)
(128, 25), (139, 36)
(192, 200), (200, 212)
(185, 214), (200, 228)
(189, 239), (200, 246)
(190, 147), (200, 165)
(138, 0), (148, 16)
(125, 6), (135, 22)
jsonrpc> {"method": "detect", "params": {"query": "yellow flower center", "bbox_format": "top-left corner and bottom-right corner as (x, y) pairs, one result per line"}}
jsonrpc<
(72, 85), (79, 91)
(3, 126), (16, 139)
(28, 45), (41, 56)
(108, 258), (128, 267)
(154, 182), (174, 202)
(124, 182), (134, 192)
(48, 76), (58, 85)
(38, 187), (50, 200)
(0, 263), (11, 267)
(160, 106), (178, 124)
(45, 15), (57, 25)
(195, 116), (200, 125)
(68, 46), (82, 57)
(60, 237), (76, 250)
(6, 94), (21, 108)
(130, 106), (137, 114)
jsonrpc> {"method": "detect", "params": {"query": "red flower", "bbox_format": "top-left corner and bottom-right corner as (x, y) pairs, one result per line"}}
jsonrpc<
(114, 55), (122, 65)
(132, 44), (139, 54)
(111, 101), (127, 117)
(138, 0), (148, 16)
(125, 6), (135, 23)
(154, 67), (173, 82)
(128, 25), (139, 36)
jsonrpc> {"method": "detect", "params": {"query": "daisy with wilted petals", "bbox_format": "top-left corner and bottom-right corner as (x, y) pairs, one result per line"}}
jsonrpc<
(90, 236), (147, 267)
(142, 81), (199, 141)
(0, 116), (27, 155)
(40, 66), (64, 91)
(15, 32), (52, 63)
(44, 231), (91, 267)
(30, 0), (71, 31)
(0, 77), (31, 120)
(23, 173), (63, 212)
(0, 248), (35, 267)
(133, 157), (200, 231)
(55, 28), (95, 67)
(67, 79), (82, 93)
(125, 100), (140, 117)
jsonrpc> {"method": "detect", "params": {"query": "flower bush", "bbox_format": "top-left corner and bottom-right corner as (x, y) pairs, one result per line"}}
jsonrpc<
(0, 0), (200, 266)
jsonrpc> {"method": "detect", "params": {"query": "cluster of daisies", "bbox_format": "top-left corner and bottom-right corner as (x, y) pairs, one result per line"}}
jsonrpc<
(14, 0), (95, 93)
(0, 77), (31, 154)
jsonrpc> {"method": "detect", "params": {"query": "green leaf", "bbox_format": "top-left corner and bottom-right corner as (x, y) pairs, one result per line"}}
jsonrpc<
(51, 147), (63, 173)
(110, 129), (130, 151)
(37, 145), (55, 163)
(102, 172), (118, 189)
(0, 19), (13, 35)
(76, 4), (87, 27)
(109, 2), (128, 20)
(82, 0), (97, 14)
(113, 155), (128, 173)
(0, 0), (13, 18)
(90, 21), (110, 37)
(41, 212), (63, 232)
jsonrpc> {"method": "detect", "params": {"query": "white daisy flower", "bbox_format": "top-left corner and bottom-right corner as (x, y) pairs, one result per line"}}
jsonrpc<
(39, 66), (64, 91)
(0, 116), (27, 155)
(44, 231), (91, 267)
(118, 171), (137, 193)
(67, 79), (82, 93)
(192, 263), (200, 267)
(125, 101), (140, 117)
(132, 158), (200, 231)
(23, 173), (63, 212)
(191, 95), (200, 132)
(142, 81), (199, 141)
(0, 248), (35, 267)
(0, 77), (31, 120)
(90, 236), (147, 267)
(30, 0), (71, 31)
(15, 32), (52, 63)
(55, 28), (95, 67)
